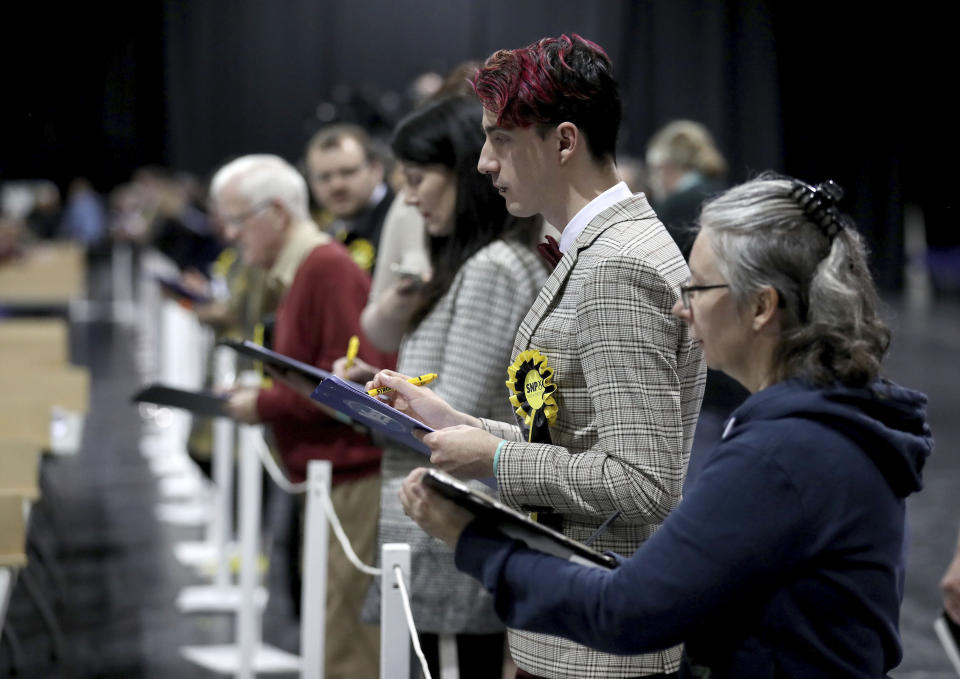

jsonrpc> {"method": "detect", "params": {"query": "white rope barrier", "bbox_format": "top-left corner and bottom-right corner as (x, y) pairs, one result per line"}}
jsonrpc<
(251, 430), (432, 677)
(253, 432), (307, 494)
(252, 434), (380, 576)
(394, 564), (433, 679)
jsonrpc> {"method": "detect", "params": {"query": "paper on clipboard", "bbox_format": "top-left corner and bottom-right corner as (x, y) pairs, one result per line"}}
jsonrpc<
(310, 375), (434, 456)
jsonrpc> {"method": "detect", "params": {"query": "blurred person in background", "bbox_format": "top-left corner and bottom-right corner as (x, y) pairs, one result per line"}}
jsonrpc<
(647, 120), (748, 487)
(646, 120), (728, 259)
(304, 124), (392, 274)
(59, 177), (107, 248)
(25, 181), (62, 240)
(211, 154), (392, 679)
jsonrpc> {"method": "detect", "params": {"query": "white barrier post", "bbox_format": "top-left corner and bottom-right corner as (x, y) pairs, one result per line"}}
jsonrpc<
(159, 300), (196, 448)
(174, 351), (249, 607)
(111, 240), (136, 324)
(300, 461), (331, 679)
(179, 425), (299, 675)
(380, 544), (412, 679)
(211, 347), (238, 589)
(236, 423), (263, 679)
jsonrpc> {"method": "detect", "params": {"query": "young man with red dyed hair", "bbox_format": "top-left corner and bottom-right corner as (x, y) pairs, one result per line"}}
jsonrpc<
(373, 35), (705, 679)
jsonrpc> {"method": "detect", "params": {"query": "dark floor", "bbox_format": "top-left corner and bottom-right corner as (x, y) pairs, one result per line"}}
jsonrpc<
(1, 284), (957, 677)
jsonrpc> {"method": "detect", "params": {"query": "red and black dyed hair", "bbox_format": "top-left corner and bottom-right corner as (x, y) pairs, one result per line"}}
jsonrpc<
(472, 34), (621, 161)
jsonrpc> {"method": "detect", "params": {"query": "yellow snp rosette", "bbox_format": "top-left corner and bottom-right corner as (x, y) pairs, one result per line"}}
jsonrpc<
(506, 349), (558, 443)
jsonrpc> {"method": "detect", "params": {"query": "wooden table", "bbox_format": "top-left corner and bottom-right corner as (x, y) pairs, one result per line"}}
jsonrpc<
(0, 319), (69, 365)
(0, 243), (85, 307)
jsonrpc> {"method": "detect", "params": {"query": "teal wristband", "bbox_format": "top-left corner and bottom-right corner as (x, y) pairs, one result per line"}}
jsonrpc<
(493, 440), (506, 476)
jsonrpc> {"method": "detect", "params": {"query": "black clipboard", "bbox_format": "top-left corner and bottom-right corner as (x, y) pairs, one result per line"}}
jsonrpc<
(218, 339), (332, 384)
(132, 384), (228, 417)
(155, 275), (213, 304)
(422, 469), (617, 570)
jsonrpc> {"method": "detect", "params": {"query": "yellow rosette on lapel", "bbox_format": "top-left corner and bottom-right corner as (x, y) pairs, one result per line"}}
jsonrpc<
(506, 349), (558, 443)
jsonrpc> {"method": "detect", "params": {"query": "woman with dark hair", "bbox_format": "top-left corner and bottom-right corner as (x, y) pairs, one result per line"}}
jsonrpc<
(336, 95), (547, 677)
(398, 174), (933, 678)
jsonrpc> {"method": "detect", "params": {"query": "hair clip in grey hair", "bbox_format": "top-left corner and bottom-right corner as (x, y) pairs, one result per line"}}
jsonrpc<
(789, 179), (851, 240)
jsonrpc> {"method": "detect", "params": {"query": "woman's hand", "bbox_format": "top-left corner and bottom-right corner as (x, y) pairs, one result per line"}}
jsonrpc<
(366, 369), (480, 430)
(399, 468), (474, 549)
(332, 355), (379, 384)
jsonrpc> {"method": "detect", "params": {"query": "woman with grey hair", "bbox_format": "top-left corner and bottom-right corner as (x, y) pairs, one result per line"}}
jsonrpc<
(396, 174), (933, 678)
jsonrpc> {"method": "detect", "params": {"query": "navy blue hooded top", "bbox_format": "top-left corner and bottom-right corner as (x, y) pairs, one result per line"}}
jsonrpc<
(455, 378), (932, 678)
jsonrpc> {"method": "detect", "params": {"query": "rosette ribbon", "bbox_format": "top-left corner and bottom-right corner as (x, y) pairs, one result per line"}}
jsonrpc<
(506, 349), (558, 443)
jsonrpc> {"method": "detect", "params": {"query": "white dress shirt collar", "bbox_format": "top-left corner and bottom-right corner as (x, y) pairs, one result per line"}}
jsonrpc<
(558, 181), (632, 253)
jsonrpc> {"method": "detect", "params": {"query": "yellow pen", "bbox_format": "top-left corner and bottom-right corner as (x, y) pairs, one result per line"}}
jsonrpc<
(344, 335), (359, 371)
(367, 373), (438, 397)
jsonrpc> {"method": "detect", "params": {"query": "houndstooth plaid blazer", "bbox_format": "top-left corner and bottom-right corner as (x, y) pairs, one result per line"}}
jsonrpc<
(481, 193), (706, 678)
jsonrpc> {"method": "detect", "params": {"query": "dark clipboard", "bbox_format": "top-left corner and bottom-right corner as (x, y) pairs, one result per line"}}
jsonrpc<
(132, 383), (228, 417)
(155, 275), (213, 304)
(218, 339), (332, 384)
(934, 610), (960, 676)
(422, 469), (618, 570)
(310, 375), (433, 456)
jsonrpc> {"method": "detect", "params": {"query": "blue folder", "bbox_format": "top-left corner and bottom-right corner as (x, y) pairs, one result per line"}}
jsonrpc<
(310, 376), (434, 456)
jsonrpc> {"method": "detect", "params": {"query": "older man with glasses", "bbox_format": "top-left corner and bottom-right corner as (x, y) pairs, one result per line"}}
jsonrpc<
(211, 153), (393, 679)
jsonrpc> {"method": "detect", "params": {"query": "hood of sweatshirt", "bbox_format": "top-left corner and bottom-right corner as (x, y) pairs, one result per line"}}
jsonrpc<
(726, 378), (932, 497)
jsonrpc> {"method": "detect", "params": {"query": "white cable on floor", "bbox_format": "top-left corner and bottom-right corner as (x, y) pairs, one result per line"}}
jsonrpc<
(395, 564), (432, 679)
(253, 434), (381, 576)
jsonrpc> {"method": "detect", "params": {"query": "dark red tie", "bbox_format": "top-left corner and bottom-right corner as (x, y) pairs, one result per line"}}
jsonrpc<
(536, 235), (563, 269)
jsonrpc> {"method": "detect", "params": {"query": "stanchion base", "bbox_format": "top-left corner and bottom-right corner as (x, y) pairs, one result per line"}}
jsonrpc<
(155, 501), (211, 526)
(180, 643), (301, 674)
(175, 585), (268, 613)
(159, 472), (208, 499)
(149, 452), (197, 477)
(173, 540), (240, 568)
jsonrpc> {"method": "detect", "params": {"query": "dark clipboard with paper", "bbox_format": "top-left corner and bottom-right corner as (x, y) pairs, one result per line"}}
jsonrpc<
(218, 339), (332, 384)
(132, 383), (228, 417)
(310, 375), (433, 456)
(422, 469), (618, 570)
(155, 274), (214, 304)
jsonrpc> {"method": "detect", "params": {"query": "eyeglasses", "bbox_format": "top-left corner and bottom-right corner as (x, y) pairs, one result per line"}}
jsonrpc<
(218, 201), (272, 229)
(679, 283), (729, 309)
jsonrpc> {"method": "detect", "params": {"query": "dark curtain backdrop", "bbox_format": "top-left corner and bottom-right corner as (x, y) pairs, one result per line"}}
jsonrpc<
(3, 1), (952, 290)
(1, 3), (166, 191)
(155, 0), (956, 289)
(163, 0), (782, 186)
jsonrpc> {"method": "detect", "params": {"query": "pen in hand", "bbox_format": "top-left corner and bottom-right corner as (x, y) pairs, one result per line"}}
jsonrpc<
(344, 335), (359, 371)
(367, 373), (438, 397)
